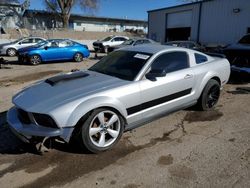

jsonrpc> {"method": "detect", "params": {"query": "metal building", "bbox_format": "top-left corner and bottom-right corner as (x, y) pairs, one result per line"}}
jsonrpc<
(148, 0), (250, 46)
(23, 10), (147, 33)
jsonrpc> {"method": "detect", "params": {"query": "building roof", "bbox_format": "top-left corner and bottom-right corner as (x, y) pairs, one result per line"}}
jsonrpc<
(147, 0), (212, 13)
(24, 9), (147, 25)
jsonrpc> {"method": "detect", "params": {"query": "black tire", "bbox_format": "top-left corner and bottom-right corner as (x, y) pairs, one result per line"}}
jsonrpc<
(7, 48), (17, 56)
(29, 55), (42, 65)
(76, 108), (124, 153)
(197, 79), (220, 111)
(74, 52), (83, 62)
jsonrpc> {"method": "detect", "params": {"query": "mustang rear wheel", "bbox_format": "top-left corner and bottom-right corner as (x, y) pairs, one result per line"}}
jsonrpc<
(198, 79), (220, 111)
(79, 108), (124, 153)
(7, 48), (17, 56)
(74, 52), (83, 62)
(30, 55), (42, 65)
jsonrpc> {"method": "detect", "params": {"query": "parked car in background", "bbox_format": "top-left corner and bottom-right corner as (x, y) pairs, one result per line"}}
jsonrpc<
(165, 40), (206, 52)
(223, 34), (250, 81)
(0, 37), (46, 56)
(18, 39), (90, 65)
(93, 35), (129, 53)
(107, 38), (156, 53)
(8, 44), (230, 153)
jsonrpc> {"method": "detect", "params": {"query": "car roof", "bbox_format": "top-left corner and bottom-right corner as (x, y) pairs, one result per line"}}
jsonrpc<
(118, 44), (175, 54)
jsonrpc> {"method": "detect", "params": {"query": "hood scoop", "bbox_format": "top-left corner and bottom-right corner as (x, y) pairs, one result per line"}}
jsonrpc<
(45, 71), (89, 86)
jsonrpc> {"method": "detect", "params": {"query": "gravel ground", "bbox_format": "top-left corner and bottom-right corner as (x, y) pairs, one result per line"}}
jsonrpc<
(0, 55), (249, 188)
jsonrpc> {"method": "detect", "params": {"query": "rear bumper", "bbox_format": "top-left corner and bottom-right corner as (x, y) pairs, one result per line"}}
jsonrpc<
(7, 107), (63, 141)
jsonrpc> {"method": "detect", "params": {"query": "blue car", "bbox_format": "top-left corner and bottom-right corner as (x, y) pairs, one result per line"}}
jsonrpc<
(18, 39), (90, 65)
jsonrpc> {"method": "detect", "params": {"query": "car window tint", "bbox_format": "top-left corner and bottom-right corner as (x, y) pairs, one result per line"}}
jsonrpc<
(59, 40), (73, 47)
(151, 52), (189, 73)
(35, 38), (43, 43)
(195, 53), (208, 64)
(89, 51), (152, 81)
(143, 40), (151, 44)
(21, 39), (33, 44)
(48, 41), (59, 47)
(134, 40), (143, 45)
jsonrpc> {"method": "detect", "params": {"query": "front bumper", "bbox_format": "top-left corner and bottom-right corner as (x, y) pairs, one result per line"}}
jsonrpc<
(7, 107), (63, 142)
(18, 54), (29, 63)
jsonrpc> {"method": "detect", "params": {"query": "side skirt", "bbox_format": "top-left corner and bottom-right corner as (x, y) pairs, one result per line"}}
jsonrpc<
(124, 100), (197, 132)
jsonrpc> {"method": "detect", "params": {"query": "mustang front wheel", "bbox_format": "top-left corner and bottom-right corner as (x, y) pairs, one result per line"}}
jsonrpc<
(80, 108), (124, 153)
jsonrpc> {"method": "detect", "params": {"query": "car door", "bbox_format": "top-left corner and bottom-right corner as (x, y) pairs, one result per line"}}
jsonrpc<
(57, 40), (75, 60)
(18, 38), (34, 49)
(139, 51), (195, 119)
(42, 41), (61, 61)
(110, 37), (126, 46)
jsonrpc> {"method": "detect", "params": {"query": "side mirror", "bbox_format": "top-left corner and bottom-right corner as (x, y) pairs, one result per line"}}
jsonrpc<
(44, 46), (49, 50)
(18, 42), (21, 45)
(145, 68), (166, 81)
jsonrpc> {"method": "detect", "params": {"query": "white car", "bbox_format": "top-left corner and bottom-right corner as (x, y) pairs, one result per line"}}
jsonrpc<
(93, 36), (129, 53)
(0, 37), (46, 56)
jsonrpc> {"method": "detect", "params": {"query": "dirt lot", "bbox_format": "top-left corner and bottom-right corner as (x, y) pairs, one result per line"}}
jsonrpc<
(0, 55), (249, 188)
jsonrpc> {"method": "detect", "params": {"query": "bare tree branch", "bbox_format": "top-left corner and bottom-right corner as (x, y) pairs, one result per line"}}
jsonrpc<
(44, 0), (99, 28)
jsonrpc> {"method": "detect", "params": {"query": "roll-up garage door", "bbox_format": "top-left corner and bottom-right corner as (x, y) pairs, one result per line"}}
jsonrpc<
(167, 11), (192, 28)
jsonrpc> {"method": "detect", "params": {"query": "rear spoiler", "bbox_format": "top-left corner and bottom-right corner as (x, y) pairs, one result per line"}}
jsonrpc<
(205, 52), (226, 58)
(45, 71), (89, 86)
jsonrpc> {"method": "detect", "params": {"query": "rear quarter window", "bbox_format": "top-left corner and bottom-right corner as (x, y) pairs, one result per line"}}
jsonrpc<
(195, 53), (208, 64)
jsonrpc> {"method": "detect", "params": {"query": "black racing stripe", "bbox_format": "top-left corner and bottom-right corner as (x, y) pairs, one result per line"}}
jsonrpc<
(126, 88), (192, 115)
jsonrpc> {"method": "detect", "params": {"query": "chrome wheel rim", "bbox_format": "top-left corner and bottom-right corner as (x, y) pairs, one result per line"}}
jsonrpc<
(75, 53), (82, 62)
(31, 55), (41, 65)
(206, 85), (220, 108)
(8, 49), (16, 56)
(88, 110), (121, 148)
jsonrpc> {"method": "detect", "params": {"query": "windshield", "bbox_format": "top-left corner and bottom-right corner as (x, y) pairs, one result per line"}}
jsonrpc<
(89, 50), (152, 81)
(102, 36), (112, 42)
(239, 35), (250, 44)
(122, 39), (135, 45)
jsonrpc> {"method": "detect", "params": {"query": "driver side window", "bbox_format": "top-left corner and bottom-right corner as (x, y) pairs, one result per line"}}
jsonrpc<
(151, 52), (189, 73)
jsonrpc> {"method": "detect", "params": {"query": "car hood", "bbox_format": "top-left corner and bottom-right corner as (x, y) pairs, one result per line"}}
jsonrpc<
(13, 70), (128, 113)
(225, 43), (250, 51)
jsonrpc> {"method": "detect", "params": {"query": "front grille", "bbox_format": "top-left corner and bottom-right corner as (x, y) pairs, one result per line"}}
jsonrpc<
(33, 113), (58, 129)
(17, 108), (31, 124)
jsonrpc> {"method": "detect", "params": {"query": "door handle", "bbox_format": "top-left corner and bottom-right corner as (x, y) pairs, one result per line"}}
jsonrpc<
(184, 74), (193, 79)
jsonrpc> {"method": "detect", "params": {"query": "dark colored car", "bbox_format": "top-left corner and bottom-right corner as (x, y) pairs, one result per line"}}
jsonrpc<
(165, 41), (206, 52)
(223, 34), (250, 81)
(18, 39), (90, 65)
(107, 38), (156, 53)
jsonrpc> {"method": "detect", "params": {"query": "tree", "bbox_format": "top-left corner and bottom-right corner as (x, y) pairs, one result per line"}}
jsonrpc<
(45, 0), (99, 28)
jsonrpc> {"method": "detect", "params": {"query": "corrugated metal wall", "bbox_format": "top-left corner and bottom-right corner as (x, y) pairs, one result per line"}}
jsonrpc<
(199, 0), (250, 45)
(148, 4), (200, 44)
(148, 0), (250, 45)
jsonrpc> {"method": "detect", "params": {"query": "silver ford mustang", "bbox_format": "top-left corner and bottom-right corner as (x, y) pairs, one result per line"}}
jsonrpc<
(7, 44), (230, 153)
